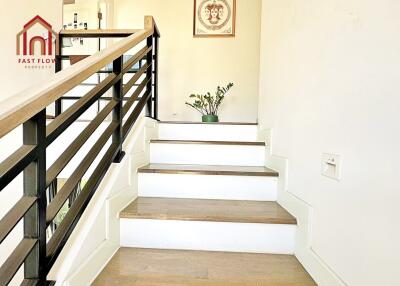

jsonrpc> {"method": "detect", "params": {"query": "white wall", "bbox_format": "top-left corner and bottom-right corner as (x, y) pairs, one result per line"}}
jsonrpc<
(113, 0), (261, 122)
(259, 1), (400, 285)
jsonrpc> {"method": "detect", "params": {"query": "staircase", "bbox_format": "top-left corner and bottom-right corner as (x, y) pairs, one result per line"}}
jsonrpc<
(0, 15), (316, 285)
(93, 122), (316, 285)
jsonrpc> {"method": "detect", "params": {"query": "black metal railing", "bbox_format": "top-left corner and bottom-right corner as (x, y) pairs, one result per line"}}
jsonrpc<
(0, 16), (160, 285)
(54, 29), (158, 118)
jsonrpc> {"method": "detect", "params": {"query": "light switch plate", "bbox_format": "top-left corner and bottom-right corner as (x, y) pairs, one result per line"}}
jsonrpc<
(321, 153), (341, 181)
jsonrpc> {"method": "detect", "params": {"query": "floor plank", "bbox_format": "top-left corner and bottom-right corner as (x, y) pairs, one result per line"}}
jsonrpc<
(92, 248), (316, 286)
(120, 197), (296, 225)
(138, 164), (279, 177)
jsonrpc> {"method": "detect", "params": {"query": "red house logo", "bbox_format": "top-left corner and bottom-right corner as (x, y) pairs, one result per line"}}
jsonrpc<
(16, 15), (58, 56)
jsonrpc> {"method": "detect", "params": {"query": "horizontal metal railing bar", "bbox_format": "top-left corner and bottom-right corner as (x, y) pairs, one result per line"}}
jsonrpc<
(0, 238), (37, 286)
(96, 69), (154, 74)
(60, 57), (148, 73)
(122, 46), (152, 74)
(123, 64), (151, 96)
(46, 73), (120, 145)
(0, 25), (153, 139)
(64, 83), (155, 88)
(60, 29), (141, 38)
(59, 93), (155, 100)
(0, 196), (37, 243)
(54, 69), (154, 75)
(122, 91), (152, 140)
(45, 100), (118, 188)
(46, 121), (118, 225)
(60, 55), (144, 62)
(46, 143), (119, 270)
(0, 145), (36, 191)
(123, 76), (152, 116)
(60, 54), (155, 60)
(21, 279), (38, 286)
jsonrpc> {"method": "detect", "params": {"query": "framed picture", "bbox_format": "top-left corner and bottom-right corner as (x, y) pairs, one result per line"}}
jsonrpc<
(193, 0), (236, 38)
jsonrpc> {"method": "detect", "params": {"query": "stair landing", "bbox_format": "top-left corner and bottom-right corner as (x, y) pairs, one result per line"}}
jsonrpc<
(92, 248), (316, 286)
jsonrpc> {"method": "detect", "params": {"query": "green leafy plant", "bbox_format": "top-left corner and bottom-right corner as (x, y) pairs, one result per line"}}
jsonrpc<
(185, 83), (234, 116)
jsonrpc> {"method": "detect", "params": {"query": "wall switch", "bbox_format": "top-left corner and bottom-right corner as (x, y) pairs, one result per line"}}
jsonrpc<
(321, 153), (341, 180)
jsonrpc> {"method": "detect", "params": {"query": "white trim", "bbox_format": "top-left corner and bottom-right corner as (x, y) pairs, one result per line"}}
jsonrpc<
(259, 127), (347, 286)
(138, 172), (278, 201)
(150, 142), (265, 166)
(120, 219), (296, 254)
(158, 123), (258, 141)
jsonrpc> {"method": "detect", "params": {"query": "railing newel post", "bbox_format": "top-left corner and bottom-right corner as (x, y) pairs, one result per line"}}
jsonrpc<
(145, 35), (154, 118)
(154, 34), (159, 120)
(54, 34), (62, 117)
(112, 55), (125, 163)
(23, 110), (47, 285)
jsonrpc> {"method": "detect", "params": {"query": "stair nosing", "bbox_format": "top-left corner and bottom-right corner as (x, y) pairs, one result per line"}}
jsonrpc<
(120, 213), (297, 225)
(138, 165), (279, 177)
(150, 139), (265, 146)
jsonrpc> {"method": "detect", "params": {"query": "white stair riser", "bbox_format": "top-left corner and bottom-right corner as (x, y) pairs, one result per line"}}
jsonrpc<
(150, 144), (265, 166)
(138, 173), (278, 201)
(158, 124), (258, 142)
(120, 219), (295, 254)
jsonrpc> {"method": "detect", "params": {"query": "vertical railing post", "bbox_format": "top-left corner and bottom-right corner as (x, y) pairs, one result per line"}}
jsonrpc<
(23, 110), (47, 285)
(112, 55), (125, 163)
(153, 35), (159, 120)
(54, 34), (62, 117)
(145, 35), (153, 118)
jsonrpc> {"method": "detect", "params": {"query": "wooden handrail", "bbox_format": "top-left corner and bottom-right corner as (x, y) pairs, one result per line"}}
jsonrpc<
(60, 29), (141, 38)
(144, 14), (160, 37)
(0, 16), (157, 139)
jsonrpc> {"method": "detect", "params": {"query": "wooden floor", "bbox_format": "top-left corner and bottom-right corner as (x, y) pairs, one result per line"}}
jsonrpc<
(138, 164), (279, 177)
(92, 248), (316, 286)
(120, 197), (296, 224)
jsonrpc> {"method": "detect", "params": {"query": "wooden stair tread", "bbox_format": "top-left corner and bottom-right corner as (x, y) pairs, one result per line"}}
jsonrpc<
(150, 139), (265, 146)
(138, 164), (279, 177)
(160, 121), (258, 125)
(92, 248), (316, 286)
(120, 197), (296, 225)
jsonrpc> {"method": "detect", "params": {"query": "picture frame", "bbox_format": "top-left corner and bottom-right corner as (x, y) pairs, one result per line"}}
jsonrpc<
(193, 0), (236, 38)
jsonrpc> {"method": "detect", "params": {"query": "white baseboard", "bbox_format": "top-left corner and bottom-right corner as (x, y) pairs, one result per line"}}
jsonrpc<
(259, 127), (347, 286)
(63, 240), (119, 286)
(48, 117), (157, 285)
(269, 155), (347, 286)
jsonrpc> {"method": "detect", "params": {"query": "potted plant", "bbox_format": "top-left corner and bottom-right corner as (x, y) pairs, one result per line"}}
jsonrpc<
(185, 83), (234, 122)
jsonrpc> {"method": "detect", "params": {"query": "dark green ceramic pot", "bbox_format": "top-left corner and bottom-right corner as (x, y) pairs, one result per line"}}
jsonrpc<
(202, 115), (219, 122)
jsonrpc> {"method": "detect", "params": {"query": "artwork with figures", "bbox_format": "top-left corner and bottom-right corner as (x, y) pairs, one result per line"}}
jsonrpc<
(194, 0), (236, 37)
